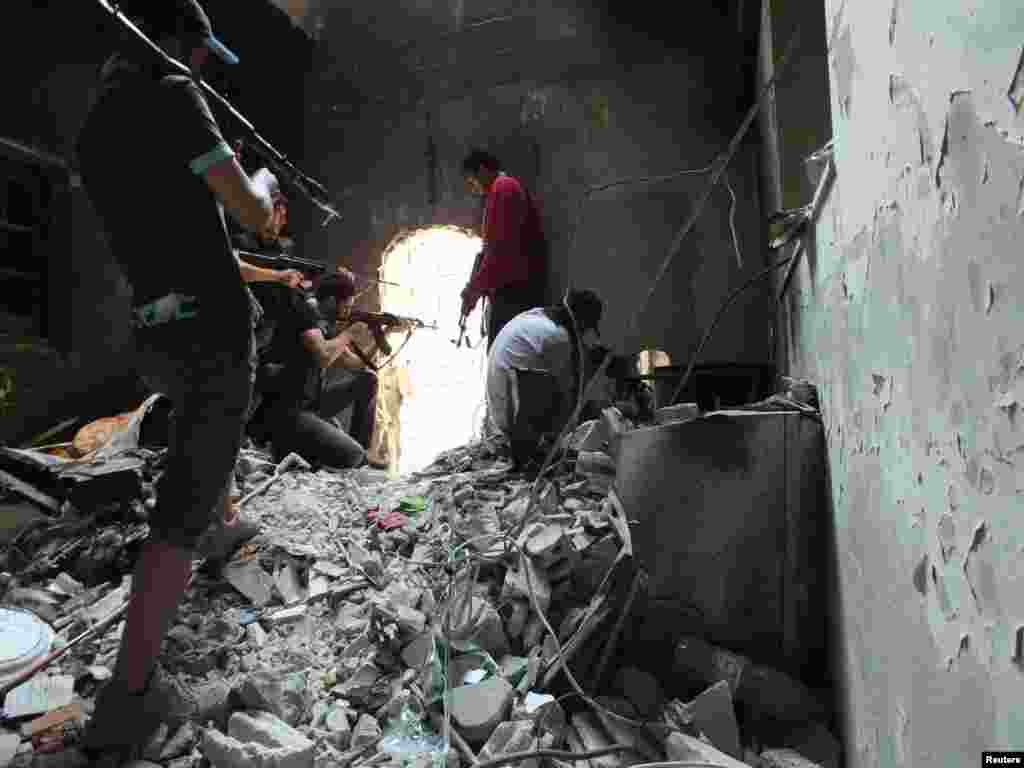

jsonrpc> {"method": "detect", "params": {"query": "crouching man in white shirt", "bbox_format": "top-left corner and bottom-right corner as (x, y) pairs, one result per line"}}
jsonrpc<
(484, 290), (603, 458)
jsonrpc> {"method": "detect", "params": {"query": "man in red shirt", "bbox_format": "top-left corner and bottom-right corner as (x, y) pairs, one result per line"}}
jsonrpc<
(460, 150), (548, 349)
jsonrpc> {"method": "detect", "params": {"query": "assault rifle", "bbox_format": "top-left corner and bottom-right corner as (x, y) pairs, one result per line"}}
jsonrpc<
(342, 310), (438, 360)
(236, 250), (398, 287)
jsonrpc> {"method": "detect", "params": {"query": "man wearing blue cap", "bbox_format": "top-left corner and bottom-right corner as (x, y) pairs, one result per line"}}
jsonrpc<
(75, 0), (278, 759)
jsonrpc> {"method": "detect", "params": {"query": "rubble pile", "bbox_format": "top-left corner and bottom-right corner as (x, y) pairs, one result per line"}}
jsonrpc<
(0, 396), (840, 768)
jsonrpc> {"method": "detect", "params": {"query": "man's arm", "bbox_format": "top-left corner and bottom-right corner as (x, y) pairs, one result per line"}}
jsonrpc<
(205, 162), (277, 234)
(236, 256), (303, 287)
(300, 328), (365, 370)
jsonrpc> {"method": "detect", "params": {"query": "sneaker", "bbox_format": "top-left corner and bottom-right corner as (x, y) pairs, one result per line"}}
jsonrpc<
(363, 456), (389, 471)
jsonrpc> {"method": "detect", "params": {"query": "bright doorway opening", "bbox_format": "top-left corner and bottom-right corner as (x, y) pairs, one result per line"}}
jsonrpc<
(379, 226), (487, 475)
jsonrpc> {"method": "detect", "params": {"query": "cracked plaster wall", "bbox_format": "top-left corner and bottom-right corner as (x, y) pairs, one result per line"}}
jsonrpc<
(783, 1), (1024, 764)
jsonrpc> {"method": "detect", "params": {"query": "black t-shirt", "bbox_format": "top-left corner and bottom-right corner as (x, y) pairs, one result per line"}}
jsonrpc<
(75, 57), (252, 342)
(250, 283), (322, 405)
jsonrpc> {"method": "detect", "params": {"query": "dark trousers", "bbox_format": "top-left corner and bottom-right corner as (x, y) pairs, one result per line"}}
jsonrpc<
(487, 282), (545, 350)
(249, 365), (370, 470)
(318, 368), (378, 451)
(135, 318), (255, 549)
(252, 399), (366, 469)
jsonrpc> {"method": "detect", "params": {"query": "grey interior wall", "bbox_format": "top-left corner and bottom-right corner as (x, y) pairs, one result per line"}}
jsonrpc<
(781, 0), (1024, 764)
(300, 0), (772, 367)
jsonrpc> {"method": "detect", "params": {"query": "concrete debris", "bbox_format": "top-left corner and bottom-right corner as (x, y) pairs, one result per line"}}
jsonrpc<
(324, 706), (353, 748)
(235, 671), (309, 727)
(450, 676), (514, 742)
(350, 713), (381, 748)
(760, 749), (826, 768)
(0, 731), (21, 764)
(682, 680), (742, 759)
(274, 564), (306, 605)
(159, 722), (199, 761)
(246, 621), (268, 647)
(665, 731), (750, 768)
(223, 559), (275, 607)
(0, 402), (838, 768)
(202, 710), (314, 768)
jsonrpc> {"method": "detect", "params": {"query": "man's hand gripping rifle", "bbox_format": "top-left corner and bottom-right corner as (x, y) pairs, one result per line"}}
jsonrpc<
(454, 249), (484, 348)
(344, 311), (437, 358)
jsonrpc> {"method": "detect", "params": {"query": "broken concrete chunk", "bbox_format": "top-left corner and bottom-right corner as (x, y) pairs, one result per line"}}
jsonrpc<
(401, 632), (436, 669)
(202, 711), (315, 768)
(159, 721), (199, 761)
(223, 559), (275, 607)
(335, 662), (382, 704)
(503, 557), (551, 613)
(346, 541), (385, 585)
(265, 604), (308, 626)
(665, 731), (750, 768)
(312, 560), (347, 579)
(686, 680), (742, 759)
(450, 676), (514, 743)
(449, 596), (509, 658)
(395, 605), (427, 635)
(499, 496), (531, 527)
(229, 710), (314, 753)
(195, 679), (233, 730)
(53, 572), (84, 596)
(324, 706), (353, 749)
(307, 575), (329, 599)
(760, 749), (825, 768)
(525, 524), (570, 566)
(350, 713), (382, 748)
(234, 670), (308, 727)
(247, 622), (268, 647)
(274, 564), (307, 605)
(82, 585), (128, 624)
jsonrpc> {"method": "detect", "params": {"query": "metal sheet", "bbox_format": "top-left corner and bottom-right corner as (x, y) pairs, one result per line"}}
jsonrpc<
(615, 411), (827, 674)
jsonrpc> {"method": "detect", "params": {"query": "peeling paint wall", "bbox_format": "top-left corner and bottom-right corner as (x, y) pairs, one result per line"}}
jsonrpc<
(782, 1), (1024, 763)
